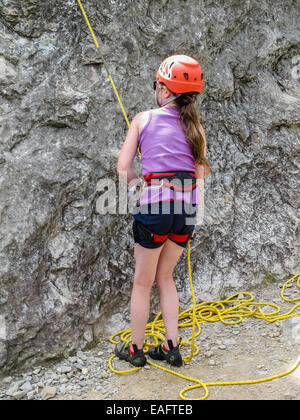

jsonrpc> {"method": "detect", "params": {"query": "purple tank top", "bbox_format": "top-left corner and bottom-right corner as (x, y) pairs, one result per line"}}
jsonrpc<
(138, 106), (200, 205)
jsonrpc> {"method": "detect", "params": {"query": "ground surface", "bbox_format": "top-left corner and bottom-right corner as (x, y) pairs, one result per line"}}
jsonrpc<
(1, 280), (300, 401)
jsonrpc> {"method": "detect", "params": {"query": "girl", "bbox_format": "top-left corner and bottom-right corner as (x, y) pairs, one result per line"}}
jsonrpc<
(115, 55), (210, 367)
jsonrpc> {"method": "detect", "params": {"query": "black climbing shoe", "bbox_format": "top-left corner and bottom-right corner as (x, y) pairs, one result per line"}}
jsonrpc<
(114, 340), (147, 367)
(147, 339), (183, 367)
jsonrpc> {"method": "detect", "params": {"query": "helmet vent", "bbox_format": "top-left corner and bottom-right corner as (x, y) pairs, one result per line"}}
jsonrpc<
(183, 72), (189, 80)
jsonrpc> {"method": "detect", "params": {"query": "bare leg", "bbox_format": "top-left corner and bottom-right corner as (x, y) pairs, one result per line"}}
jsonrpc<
(155, 239), (185, 349)
(130, 243), (164, 349)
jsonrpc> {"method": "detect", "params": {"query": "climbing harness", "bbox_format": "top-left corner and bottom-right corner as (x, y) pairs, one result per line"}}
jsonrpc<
(144, 171), (197, 193)
(133, 219), (193, 246)
(76, 1), (300, 400)
(139, 170), (198, 210)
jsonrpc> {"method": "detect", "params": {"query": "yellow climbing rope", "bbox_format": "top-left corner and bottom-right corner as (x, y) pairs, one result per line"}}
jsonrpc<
(76, 0), (130, 129)
(109, 262), (300, 400)
(77, 1), (300, 400)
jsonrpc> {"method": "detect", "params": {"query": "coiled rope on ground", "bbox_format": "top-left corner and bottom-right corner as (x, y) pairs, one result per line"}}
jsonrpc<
(109, 241), (300, 400)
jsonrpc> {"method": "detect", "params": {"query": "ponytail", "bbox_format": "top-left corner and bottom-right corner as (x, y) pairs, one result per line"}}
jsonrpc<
(175, 94), (210, 178)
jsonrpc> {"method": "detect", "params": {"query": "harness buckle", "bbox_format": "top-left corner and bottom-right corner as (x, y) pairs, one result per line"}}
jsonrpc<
(142, 179), (164, 190)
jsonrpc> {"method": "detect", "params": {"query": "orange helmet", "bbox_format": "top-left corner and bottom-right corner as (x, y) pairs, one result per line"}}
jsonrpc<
(156, 55), (203, 94)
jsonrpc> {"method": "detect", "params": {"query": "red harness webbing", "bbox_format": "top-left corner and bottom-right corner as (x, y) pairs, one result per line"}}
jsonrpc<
(143, 171), (197, 192)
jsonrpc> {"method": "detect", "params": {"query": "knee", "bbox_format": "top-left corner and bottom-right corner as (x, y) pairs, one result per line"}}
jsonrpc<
(133, 274), (154, 291)
(155, 272), (174, 291)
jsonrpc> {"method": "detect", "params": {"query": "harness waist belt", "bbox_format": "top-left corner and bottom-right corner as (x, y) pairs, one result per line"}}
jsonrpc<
(143, 171), (197, 192)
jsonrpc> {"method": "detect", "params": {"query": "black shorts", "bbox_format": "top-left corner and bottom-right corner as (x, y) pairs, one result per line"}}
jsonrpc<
(132, 201), (196, 249)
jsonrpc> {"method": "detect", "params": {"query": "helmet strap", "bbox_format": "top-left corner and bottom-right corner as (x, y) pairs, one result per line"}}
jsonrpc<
(156, 92), (182, 107)
(160, 94), (182, 107)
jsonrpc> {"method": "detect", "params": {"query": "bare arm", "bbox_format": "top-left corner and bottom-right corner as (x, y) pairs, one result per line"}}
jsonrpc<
(117, 112), (147, 186)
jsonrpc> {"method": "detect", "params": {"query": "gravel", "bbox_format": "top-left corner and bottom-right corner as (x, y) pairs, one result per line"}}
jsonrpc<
(0, 281), (300, 400)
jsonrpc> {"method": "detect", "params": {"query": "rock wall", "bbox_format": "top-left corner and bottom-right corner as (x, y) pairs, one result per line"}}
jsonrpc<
(0, 0), (299, 373)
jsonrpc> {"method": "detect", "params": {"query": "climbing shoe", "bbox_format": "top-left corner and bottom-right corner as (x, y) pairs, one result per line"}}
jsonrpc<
(147, 339), (183, 367)
(114, 340), (147, 367)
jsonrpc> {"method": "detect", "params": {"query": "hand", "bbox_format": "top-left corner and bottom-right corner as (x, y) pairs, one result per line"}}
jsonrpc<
(128, 178), (143, 202)
(191, 226), (198, 238)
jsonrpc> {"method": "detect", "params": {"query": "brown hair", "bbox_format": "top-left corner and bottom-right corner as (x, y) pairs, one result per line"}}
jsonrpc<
(175, 94), (210, 178)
